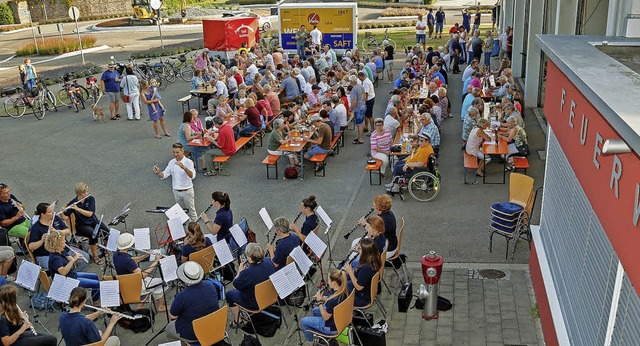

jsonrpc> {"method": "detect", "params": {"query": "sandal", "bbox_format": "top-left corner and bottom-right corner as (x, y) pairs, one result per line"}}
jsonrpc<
(92, 257), (103, 265)
(110, 117), (118, 120)
(164, 133), (171, 137)
(155, 134), (162, 139)
(204, 171), (218, 177)
(352, 139), (364, 144)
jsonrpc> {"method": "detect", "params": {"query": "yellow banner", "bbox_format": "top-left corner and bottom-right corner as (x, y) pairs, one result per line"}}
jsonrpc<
(281, 8), (353, 33)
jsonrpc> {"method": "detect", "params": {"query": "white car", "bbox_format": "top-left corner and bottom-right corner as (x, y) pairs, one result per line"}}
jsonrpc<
(221, 11), (278, 32)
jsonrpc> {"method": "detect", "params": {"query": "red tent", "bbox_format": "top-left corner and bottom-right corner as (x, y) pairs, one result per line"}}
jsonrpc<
(203, 17), (260, 51)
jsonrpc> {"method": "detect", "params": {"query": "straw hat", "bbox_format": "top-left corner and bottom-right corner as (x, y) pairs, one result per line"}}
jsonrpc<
(177, 261), (204, 286)
(117, 233), (135, 250)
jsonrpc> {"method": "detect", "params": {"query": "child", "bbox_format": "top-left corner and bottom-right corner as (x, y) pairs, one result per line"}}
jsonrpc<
(18, 64), (27, 89)
(149, 79), (165, 114)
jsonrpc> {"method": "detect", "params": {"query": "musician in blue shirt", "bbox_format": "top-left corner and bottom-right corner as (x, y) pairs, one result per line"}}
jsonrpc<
(166, 262), (219, 343)
(301, 269), (348, 342)
(267, 217), (300, 270)
(62, 182), (109, 264)
(180, 222), (213, 263)
(291, 195), (319, 242)
(60, 287), (120, 346)
(344, 238), (381, 307)
(227, 243), (276, 328)
(0, 183), (30, 238)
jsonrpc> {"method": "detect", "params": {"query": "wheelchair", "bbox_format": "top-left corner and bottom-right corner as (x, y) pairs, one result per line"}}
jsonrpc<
(387, 155), (441, 202)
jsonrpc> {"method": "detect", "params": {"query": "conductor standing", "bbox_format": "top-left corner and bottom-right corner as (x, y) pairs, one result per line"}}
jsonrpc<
(152, 143), (198, 221)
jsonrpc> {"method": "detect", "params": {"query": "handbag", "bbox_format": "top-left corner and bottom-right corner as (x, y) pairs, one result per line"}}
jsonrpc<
(121, 75), (131, 103)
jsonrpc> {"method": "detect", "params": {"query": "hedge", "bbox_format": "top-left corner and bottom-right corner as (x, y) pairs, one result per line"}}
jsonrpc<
(238, 0), (277, 4)
(0, 3), (15, 25)
(16, 35), (97, 56)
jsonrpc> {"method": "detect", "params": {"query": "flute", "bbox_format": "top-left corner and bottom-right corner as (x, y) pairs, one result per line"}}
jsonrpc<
(196, 203), (214, 223)
(16, 304), (36, 335)
(10, 198), (29, 219)
(343, 208), (374, 239)
(65, 244), (89, 263)
(84, 305), (139, 320)
(57, 194), (92, 216)
(133, 248), (165, 258)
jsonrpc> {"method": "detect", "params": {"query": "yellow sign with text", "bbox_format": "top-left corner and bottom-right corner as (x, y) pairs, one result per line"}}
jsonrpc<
(280, 7), (354, 33)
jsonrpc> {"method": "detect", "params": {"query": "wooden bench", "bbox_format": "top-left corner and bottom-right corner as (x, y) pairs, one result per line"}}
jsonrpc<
(212, 156), (231, 175)
(178, 95), (196, 113)
(262, 154), (280, 179)
(235, 136), (254, 154)
(512, 156), (529, 174)
(330, 132), (342, 155)
(309, 154), (328, 177)
(366, 159), (383, 185)
(463, 152), (479, 184)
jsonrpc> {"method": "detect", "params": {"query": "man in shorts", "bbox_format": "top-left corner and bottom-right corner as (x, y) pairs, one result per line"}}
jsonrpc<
(384, 43), (395, 83)
(349, 75), (366, 144)
(358, 71), (375, 134)
(100, 62), (122, 120)
(415, 14), (428, 51)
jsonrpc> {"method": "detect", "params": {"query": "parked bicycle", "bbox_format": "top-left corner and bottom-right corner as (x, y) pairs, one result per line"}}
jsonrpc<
(166, 54), (194, 82)
(260, 33), (279, 52)
(361, 29), (397, 52)
(57, 73), (88, 110)
(3, 87), (46, 120)
(35, 77), (58, 113)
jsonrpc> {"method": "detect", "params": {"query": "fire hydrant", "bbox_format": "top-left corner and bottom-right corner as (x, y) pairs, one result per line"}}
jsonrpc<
(418, 250), (443, 320)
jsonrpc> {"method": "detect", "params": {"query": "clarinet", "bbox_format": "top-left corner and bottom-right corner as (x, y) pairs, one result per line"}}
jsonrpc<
(292, 211), (303, 224)
(338, 229), (368, 268)
(10, 198), (29, 219)
(343, 208), (374, 239)
(16, 305), (36, 335)
(196, 204), (214, 223)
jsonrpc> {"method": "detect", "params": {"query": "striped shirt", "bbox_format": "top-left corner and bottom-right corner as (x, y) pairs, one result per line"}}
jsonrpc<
(370, 129), (392, 156)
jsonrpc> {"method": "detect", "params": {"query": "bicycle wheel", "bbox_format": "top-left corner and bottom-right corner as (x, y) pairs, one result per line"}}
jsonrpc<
(163, 65), (176, 83)
(361, 38), (377, 52)
(57, 89), (72, 106)
(4, 96), (26, 118)
(179, 65), (194, 82)
(45, 90), (58, 112)
(157, 75), (168, 91)
(76, 85), (90, 101)
(32, 99), (45, 120)
(77, 92), (85, 110)
(383, 38), (398, 51)
(408, 172), (440, 202)
(269, 38), (279, 51)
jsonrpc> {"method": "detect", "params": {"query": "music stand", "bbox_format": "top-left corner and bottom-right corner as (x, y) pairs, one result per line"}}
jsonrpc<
(145, 256), (176, 346)
(15, 261), (52, 335)
(98, 244), (116, 277)
(109, 202), (132, 231)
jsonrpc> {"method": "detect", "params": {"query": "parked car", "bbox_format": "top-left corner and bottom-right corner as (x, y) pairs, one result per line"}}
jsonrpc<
(220, 11), (278, 32)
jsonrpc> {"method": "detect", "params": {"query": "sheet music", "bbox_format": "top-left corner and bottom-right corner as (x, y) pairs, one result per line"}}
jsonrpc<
(304, 232), (327, 258)
(15, 260), (40, 291)
(289, 246), (313, 276)
(283, 262), (305, 290)
(107, 228), (120, 252)
(167, 217), (186, 240)
(259, 207), (273, 230)
(62, 277), (80, 302)
(213, 241), (233, 266)
(229, 224), (247, 247)
(204, 234), (217, 245)
(99, 280), (120, 307)
(269, 269), (295, 299)
(160, 255), (178, 283)
(315, 205), (332, 228)
(134, 228), (151, 250)
(165, 203), (189, 224)
(158, 342), (182, 346)
(48, 274), (79, 303)
(149, 248), (165, 262)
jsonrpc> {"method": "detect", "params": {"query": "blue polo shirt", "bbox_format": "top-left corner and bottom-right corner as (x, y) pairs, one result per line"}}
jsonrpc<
(374, 234), (387, 254)
(182, 237), (213, 259)
(100, 69), (121, 93)
(214, 208), (233, 242)
(281, 76), (300, 99)
(301, 214), (319, 237)
(0, 195), (25, 229)
(273, 233), (300, 269)
(113, 251), (138, 275)
(324, 293), (347, 330)
(63, 196), (98, 226)
(170, 280), (219, 341)
(379, 211), (397, 253)
(232, 258), (276, 310)
(29, 216), (67, 257)
(49, 250), (77, 278)
(60, 311), (101, 346)
(355, 263), (375, 307)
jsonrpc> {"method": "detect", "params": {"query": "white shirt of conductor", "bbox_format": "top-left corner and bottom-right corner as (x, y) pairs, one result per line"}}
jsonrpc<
(152, 143), (198, 221)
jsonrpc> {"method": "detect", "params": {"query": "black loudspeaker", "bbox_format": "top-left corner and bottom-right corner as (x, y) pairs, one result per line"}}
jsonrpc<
(353, 325), (386, 346)
(397, 282), (413, 313)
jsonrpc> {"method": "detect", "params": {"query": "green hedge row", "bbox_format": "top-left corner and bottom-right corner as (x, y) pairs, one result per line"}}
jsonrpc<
(0, 3), (15, 25)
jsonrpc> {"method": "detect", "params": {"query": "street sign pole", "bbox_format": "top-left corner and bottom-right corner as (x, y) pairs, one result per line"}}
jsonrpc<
(68, 6), (84, 64)
(25, 11), (38, 55)
(150, 0), (164, 51)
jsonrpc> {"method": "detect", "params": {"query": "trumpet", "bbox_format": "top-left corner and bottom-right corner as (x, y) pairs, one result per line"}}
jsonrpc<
(196, 204), (215, 223)
(338, 230), (367, 268)
(57, 194), (92, 216)
(17, 304), (36, 335)
(292, 211), (303, 224)
(65, 244), (89, 263)
(84, 305), (140, 320)
(343, 208), (374, 239)
(10, 198), (29, 220)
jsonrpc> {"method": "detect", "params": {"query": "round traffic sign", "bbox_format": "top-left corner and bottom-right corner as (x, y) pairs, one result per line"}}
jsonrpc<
(150, 0), (162, 10)
(68, 6), (80, 20)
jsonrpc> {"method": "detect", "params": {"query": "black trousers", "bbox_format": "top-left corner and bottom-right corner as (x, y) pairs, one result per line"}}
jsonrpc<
(75, 222), (109, 245)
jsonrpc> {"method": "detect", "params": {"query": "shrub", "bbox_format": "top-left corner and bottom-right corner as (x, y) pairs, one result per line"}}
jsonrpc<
(15, 35), (97, 56)
(0, 3), (15, 25)
(381, 7), (427, 17)
(238, 0), (276, 4)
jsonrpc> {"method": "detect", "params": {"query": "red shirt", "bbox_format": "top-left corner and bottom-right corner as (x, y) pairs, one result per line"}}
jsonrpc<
(244, 106), (262, 127)
(341, 95), (349, 115)
(217, 123), (236, 156)
(449, 27), (460, 34)
(234, 73), (243, 86)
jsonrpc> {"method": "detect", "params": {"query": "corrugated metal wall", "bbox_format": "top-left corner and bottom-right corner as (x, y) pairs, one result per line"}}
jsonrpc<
(610, 275), (640, 345)
(539, 130), (620, 345)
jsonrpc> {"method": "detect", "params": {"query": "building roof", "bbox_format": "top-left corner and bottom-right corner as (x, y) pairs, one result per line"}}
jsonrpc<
(536, 35), (640, 155)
